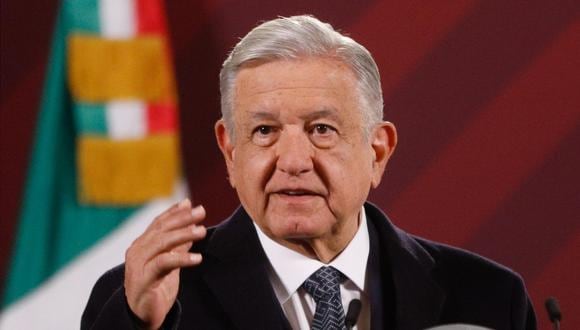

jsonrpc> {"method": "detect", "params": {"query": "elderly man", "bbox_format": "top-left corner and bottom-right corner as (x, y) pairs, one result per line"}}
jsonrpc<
(82, 15), (536, 330)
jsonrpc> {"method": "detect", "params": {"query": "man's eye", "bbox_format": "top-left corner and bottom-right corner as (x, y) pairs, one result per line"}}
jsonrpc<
(251, 125), (279, 146)
(255, 126), (274, 135)
(312, 124), (335, 135)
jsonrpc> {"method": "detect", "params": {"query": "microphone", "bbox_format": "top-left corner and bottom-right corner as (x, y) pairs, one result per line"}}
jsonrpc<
(345, 299), (362, 330)
(545, 297), (562, 330)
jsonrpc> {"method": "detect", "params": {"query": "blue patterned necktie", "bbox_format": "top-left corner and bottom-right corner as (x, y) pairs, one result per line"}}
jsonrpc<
(302, 266), (346, 330)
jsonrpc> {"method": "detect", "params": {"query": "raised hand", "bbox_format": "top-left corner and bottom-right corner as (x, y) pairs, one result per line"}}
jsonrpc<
(124, 199), (206, 329)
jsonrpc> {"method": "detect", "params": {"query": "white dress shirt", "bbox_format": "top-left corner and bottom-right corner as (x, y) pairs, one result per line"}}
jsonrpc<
(254, 208), (371, 330)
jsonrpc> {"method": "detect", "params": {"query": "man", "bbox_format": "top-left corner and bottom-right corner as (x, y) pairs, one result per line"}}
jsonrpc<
(82, 15), (536, 330)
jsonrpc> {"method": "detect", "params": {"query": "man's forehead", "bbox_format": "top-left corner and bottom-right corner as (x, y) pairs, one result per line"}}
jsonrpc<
(233, 59), (357, 106)
(229, 57), (362, 130)
(245, 108), (343, 122)
(235, 57), (355, 88)
(238, 56), (351, 72)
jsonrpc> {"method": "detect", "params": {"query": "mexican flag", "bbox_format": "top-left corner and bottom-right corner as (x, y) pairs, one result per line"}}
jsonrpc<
(0, 0), (186, 328)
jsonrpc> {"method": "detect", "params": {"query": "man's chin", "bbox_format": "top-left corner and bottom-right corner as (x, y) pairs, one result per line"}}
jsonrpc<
(259, 205), (335, 240)
(268, 218), (330, 241)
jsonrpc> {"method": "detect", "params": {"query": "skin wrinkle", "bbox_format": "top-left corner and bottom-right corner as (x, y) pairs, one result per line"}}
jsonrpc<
(226, 56), (377, 139)
(216, 57), (396, 263)
(260, 61), (352, 257)
(247, 85), (335, 95)
(247, 109), (345, 127)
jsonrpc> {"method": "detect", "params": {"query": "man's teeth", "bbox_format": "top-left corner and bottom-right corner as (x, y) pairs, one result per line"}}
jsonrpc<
(284, 190), (306, 195)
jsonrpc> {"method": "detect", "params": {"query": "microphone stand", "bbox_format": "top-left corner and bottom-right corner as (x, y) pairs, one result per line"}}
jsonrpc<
(345, 299), (362, 330)
(545, 297), (562, 330)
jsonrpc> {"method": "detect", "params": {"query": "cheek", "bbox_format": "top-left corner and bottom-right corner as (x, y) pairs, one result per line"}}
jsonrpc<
(234, 148), (276, 191)
(324, 145), (369, 176)
(323, 148), (373, 199)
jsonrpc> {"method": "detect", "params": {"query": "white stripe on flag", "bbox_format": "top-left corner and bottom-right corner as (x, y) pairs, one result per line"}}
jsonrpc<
(106, 100), (147, 140)
(0, 180), (187, 330)
(99, 0), (136, 39)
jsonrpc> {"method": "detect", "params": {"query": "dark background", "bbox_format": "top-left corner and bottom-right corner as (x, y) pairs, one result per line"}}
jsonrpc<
(1, 1), (579, 328)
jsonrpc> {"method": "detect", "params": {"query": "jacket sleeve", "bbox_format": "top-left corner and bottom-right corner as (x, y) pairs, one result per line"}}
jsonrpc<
(81, 265), (181, 330)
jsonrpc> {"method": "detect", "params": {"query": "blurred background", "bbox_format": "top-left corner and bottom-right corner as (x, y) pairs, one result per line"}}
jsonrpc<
(1, 0), (579, 328)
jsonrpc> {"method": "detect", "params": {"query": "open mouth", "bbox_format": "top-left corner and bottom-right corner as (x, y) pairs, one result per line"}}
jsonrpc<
(270, 188), (322, 206)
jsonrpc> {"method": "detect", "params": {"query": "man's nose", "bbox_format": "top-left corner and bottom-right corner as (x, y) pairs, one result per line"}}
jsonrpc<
(275, 127), (314, 176)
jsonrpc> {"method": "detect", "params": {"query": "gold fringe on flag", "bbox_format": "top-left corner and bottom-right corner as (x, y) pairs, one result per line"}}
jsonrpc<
(68, 34), (174, 102)
(77, 134), (179, 205)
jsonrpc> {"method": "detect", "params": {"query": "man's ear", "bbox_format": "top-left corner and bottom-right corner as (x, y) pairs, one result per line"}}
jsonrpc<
(370, 121), (397, 188)
(215, 119), (236, 188)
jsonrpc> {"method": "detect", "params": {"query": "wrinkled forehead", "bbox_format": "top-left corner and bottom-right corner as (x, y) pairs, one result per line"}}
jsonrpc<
(235, 54), (358, 79)
(223, 56), (371, 140)
(237, 57), (355, 92)
(228, 59), (369, 140)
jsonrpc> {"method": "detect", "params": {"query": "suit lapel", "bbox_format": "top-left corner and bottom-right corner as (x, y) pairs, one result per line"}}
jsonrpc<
(365, 203), (446, 330)
(201, 208), (290, 330)
(367, 218), (389, 330)
(199, 203), (445, 329)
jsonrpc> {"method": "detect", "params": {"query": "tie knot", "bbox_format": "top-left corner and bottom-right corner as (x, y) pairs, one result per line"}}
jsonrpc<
(302, 266), (343, 303)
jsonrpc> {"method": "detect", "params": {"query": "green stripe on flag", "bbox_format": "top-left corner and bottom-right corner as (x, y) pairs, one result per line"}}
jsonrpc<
(64, 0), (100, 33)
(2, 2), (137, 307)
(75, 102), (107, 135)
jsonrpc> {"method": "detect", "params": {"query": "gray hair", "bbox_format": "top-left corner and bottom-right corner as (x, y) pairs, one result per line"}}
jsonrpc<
(219, 15), (383, 138)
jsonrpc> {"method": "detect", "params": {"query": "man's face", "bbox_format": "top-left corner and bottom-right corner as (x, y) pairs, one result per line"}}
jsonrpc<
(216, 57), (395, 252)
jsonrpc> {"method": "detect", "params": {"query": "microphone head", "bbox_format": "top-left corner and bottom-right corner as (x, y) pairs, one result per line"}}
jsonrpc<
(545, 297), (562, 322)
(345, 299), (362, 327)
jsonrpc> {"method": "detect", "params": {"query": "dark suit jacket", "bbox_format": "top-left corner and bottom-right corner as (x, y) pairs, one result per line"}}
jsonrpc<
(81, 203), (536, 330)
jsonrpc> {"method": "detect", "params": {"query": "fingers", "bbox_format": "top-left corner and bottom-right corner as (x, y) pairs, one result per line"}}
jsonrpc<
(150, 198), (190, 223)
(139, 200), (206, 248)
(143, 223), (207, 262)
(173, 225), (206, 253)
(124, 199), (207, 327)
(148, 199), (205, 232)
(144, 251), (203, 282)
(126, 199), (208, 270)
(161, 204), (206, 232)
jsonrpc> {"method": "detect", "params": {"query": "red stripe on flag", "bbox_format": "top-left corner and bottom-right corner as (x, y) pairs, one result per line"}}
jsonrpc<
(136, 0), (165, 35)
(136, 0), (178, 103)
(147, 103), (177, 133)
(388, 21), (580, 247)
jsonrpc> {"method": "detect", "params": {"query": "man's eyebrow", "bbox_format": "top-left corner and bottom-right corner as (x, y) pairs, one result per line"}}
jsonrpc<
(246, 108), (342, 123)
(248, 111), (279, 121)
(301, 109), (342, 123)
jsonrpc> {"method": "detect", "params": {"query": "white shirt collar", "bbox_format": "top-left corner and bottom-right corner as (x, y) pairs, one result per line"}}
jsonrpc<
(254, 207), (370, 303)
